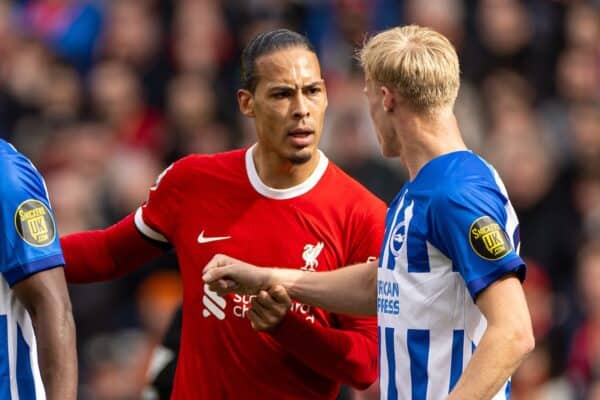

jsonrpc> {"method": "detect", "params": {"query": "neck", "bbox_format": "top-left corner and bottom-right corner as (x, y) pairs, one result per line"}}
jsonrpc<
(252, 145), (321, 189)
(393, 109), (467, 180)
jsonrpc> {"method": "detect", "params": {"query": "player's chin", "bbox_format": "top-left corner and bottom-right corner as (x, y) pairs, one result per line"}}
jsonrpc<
(287, 146), (315, 165)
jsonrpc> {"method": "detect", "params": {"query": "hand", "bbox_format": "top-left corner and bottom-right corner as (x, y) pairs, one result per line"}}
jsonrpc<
(249, 285), (291, 331)
(203, 254), (273, 296)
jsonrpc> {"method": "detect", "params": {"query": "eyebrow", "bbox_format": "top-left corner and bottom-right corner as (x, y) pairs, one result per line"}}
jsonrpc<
(266, 80), (325, 91)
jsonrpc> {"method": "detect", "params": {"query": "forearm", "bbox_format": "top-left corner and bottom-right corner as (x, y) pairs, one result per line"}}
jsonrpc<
(33, 298), (78, 399)
(448, 323), (534, 399)
(272, 262), (377, 316)
(61, 214), (165, 283)
(269, 311), (378, 389)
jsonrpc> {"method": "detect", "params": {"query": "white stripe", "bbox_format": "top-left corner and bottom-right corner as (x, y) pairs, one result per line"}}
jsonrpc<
(428, 329), (453, 398)
(379, 329), (389, 400)
(490, 166), (520, 253)
(245, 144), (329, 200)
(146, 345), (174, 381)
(204, 285), (226, 308)
(395, 329), (411, 400)
(381, 193), (406, 268)
(202, 296), (225, 320)
(21, 314), (45, 399)
(134, 208), (168, 242)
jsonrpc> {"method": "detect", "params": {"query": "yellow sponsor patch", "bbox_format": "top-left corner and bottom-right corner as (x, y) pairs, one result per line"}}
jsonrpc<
(469, 216), (512, 261)
(14, 199), (56, 247)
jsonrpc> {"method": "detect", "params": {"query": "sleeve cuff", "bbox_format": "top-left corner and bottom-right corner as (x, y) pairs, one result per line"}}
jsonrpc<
(467, 256), (526, 300)
(4, 254), (65, 287)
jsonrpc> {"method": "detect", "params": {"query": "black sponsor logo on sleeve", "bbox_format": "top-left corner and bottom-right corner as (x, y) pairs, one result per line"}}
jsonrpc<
(468, 216), (512, 261)
(14, 199), (56, 247)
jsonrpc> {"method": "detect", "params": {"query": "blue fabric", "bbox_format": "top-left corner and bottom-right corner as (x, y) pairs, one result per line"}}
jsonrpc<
(0, 139), (64, 286)
(407, 329), (429, 400)
(385, 327), (398, 400)
(0, 316), (11, 399)
(16, 325), (35, 399)
(412, 151), (526, 299)
(449, 330), (464, 392)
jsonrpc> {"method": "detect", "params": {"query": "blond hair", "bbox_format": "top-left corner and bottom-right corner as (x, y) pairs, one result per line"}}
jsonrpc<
(359, 25), (460, 110)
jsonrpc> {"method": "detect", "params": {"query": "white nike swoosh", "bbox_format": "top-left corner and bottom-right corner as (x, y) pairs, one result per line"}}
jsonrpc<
(197, 231), (231, 244)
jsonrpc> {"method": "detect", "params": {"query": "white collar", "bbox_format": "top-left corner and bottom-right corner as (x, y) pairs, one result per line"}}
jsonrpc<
(245, 144), (329, 199)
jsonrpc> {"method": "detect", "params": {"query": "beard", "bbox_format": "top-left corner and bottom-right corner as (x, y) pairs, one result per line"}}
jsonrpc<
(288, 148), (313, 165)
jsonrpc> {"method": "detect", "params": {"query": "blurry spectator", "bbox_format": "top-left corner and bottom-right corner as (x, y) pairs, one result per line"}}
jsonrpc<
(512, 338), (575, 400)
(100, 0), (168, 107)
(564, 3), (600, 51)
(89, 59), (165, 156)
(325, 107), (404, 204)
(17, 0), (102, 72)
(103, 149), (163, 220)
(164, 73), (232, 161)
(0, 1), (597, 397)
(171, 0), (233, 77)
(83, 329), (151, 400)
(486, 128), (579, 296)
(568, 240), (600, 396)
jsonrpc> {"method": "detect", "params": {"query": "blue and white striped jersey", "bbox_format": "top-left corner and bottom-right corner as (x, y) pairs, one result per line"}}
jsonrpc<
(0, 139), (65, 399)
(377, 151), (525, 400)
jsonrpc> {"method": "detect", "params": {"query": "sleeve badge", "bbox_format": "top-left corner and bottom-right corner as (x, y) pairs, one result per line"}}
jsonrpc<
(14, 199), (56, 247)
(469, 216), (512, 261)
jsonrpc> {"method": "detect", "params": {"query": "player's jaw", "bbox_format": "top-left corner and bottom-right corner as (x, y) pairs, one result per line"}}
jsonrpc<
(285, 126), (317, 164)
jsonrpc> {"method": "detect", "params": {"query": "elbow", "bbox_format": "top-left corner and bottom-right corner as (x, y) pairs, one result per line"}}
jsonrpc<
(517, 326), (535, 359)
(507, 323), (535, 363)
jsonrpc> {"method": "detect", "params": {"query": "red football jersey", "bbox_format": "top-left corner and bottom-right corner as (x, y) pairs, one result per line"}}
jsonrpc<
(135, 146), (386, 399)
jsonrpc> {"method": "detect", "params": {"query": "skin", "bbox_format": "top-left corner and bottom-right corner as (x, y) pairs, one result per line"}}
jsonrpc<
(238, 47), (328, 189)
(235, 46), (328, 329)
(206, 64), (534, 398)
(13, 267), (77, 399)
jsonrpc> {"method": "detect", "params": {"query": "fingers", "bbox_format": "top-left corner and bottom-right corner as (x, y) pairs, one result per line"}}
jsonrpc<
(206, 278), (238, 295)
(268, 285), (291, 306)
(248, 289), (291, 331)
(203, 254), (238, 276)
(203, 264), (233, 284)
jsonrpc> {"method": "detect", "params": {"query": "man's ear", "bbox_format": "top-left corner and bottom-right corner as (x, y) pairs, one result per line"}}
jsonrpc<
(381, 85), (395, 113)
(237, 89), (255, 118)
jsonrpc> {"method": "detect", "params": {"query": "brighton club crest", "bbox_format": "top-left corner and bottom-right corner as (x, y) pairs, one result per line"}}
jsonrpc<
(301, 241), (324, 272)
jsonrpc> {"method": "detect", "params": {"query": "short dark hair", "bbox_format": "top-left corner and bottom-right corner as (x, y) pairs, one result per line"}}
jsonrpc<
(240, 29), (316, 92)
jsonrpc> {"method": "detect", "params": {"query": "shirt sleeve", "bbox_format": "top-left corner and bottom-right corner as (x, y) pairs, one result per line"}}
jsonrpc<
(429, 180), (526, 299)
(0, 158), (64, 286)
(134, 160), (185, 243)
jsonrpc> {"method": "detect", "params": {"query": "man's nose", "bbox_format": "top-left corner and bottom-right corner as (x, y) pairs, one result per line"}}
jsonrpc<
(292, 93), (310, 119)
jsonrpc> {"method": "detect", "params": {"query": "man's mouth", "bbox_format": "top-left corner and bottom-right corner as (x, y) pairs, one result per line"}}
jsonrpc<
(287, 128), (315, 147)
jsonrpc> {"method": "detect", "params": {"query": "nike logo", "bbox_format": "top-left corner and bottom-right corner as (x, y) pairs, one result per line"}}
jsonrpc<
(197, 231), (231, 244)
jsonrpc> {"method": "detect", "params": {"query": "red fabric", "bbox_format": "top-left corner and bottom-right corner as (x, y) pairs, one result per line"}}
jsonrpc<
(269, 310), (378, 390)
(60, 213), (165, 283)
(136, 148), (386, 399)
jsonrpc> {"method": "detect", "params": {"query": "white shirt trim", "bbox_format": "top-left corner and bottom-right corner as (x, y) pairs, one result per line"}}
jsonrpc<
(134, 208), (168, 242)
(245, 144), (329, 200)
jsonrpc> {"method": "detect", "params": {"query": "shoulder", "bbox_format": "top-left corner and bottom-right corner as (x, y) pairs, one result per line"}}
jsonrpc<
(429, 152), (507, 211)
(324, 161), (387, 213)
(160, 149), (246, 184)
(0, 140), (44, 195)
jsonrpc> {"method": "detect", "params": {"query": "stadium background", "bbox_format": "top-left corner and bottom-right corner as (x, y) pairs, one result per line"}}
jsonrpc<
(0, 0), (599, 398)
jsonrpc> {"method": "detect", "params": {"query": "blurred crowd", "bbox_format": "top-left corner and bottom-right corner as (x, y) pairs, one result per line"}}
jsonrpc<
(0, 0), (599, 399)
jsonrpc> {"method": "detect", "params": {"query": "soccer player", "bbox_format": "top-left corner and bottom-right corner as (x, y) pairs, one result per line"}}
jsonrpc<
(0, 139), (77, 399)
(204, 25), (535, 400)
(60, 29), (385, 399)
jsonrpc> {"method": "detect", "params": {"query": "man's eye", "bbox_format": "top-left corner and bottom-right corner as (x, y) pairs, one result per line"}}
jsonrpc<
(273, 92), (290, 99)
(307, 87), (321, 95)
